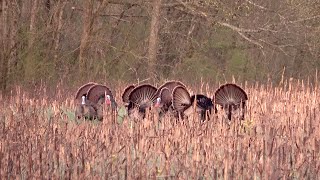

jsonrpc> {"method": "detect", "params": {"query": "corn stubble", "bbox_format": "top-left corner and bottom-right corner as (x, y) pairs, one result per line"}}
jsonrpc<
(1, 80), (320, 179)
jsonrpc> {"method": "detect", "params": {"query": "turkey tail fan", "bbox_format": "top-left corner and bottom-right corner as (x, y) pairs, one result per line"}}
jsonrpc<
(128, 84), (157, 108)
(75, 82), (96, 101)
(157, 80), (186, 95)
(86, 84), (114, 104)
(159, 87), (172, 105)
(214, 83), (248, 106)
(155, 81), (186, 112)
(122, 85), (135, 103)
(214, 83), (248, 120)
(172, 86), (191, 113)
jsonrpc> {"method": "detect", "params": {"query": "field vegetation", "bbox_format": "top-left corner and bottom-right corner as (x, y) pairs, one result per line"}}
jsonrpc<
(1, 79), (320, 179)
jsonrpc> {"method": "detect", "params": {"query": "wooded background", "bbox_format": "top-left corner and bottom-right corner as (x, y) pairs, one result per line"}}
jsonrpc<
(1, 0), (319, 93)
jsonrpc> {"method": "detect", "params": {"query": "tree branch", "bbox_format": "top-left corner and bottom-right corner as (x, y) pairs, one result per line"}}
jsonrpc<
(217, 22), (263, 48)
(238, 32), (264, 48)
(218, 22), (260, 33)
(288, 15), (320, 24)
(245, 0), (269, 11)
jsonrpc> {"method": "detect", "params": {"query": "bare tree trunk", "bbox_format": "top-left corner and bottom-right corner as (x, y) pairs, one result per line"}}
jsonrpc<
(0, 0), (20, 94)
(8, 1), (20, 75)
(0, 0), (9, 94)
(107, 4), (127, 56)
(29, 0), (39, 47)
(79, 0), (95, 74)
(78, 0), (108, 76)
(148, 0), (162, 80)
(53, 1), (67, 63)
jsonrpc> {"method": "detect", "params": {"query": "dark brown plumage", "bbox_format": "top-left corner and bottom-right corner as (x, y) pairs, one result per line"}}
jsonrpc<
(122, 85), (135, 105)
(158, 87), (171, 107)
(214, 83), (248, 120)
(154, 87), (172, 116)
(86, 84), (113, 103)
(155, 80), (187, 114)
(74, 82), (98, 120)
(74, 82), (96, 101)
(157, 80), (186, 94)
(75, 103), (98, 120)
(172, 86), (192, 113)
(128, 84), (158, 119)
(85, 84), (117, 121)
(172, 86), (213, 120)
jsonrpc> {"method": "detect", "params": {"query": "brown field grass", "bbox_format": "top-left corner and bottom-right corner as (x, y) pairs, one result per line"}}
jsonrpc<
(1, 79), (320, 179)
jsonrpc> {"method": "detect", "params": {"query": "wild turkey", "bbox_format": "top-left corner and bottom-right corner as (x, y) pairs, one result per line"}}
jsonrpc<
(191, 94), (215, 117)
(157, 80), (186, 93)
(74, 82), (98, 120)
(127, 84), (158, 119)
(155, 80), (186, 114)
(75, 95), (98, 120)
(86, 84), (117, 120)
(74, 82), (96, 101)
(122, 85), (135, 108)
(214, 83), (248, 120)
(172, 86), (213, 121)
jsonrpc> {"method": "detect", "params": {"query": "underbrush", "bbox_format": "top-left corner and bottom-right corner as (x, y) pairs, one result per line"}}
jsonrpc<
(1, 80), (320, 179)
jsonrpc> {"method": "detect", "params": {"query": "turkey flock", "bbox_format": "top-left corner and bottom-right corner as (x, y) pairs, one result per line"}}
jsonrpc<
(75, 81), (248, 122)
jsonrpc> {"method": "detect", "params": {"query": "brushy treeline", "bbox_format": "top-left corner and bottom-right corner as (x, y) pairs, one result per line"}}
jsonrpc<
(1, 79), (320, 179)
(1, 0), (320, 93)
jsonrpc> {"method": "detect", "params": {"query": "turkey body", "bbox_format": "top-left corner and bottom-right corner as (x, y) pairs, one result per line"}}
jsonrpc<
(75, 103), (98, 120)
(172, 86), (214, 121)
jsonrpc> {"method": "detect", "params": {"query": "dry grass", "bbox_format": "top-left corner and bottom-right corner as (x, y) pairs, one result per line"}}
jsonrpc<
(1, 79), (320, 179)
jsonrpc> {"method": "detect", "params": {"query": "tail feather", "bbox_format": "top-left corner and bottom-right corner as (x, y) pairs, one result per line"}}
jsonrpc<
(157, 80), (186, 94)
(128, 84), (157, 108)
(157, 87), (172, 113)
(172, 86), (191, 112)
(122, 85), (135, 103)
(159, 87), (171, 105)
(75, 82), (96, 101)
(86, 84), (114, 104)
(214, 83), (248, 120)
(155, 81), (186, 114)
(214, 83), (248, 106)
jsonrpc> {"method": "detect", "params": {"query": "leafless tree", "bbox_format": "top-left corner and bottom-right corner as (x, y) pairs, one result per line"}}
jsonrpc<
(148, 0), (162, 80)
(0, 0), (319, 93)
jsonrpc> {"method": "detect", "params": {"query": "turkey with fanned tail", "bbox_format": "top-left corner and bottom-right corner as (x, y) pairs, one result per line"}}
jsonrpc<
(75, 82), (96, 102)
(127, 84), (159, 119)
(214, 83), (248, 120)
(122, 85), (135, 109)
(74, 82), (98, 120)
(86, 84), (117, 121)
(154, 80), (187, 115)
(172, 86), (213, 121)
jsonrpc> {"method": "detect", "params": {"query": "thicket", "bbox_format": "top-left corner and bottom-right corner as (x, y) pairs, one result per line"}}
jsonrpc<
(1, 0), (319, 93)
